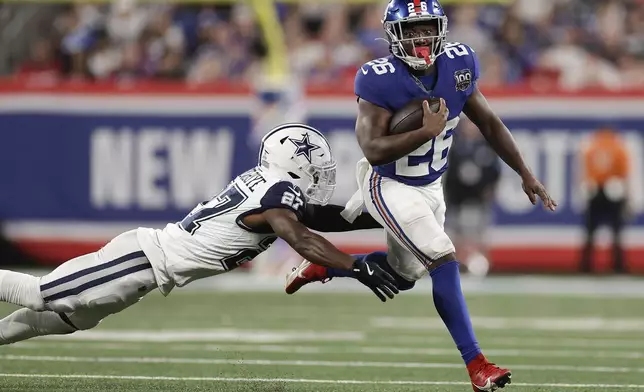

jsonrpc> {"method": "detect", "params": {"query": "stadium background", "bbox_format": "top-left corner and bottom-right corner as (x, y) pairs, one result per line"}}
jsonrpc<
(2, 2), (644, 392)
(0, 0), (643, 274)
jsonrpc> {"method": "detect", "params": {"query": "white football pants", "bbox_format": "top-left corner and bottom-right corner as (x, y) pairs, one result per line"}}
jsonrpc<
(39, 229), (157, 329)
(359, 165), (455, 282)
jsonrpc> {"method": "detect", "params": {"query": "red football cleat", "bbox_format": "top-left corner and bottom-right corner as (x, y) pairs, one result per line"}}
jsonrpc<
(285, 260), (331, 294)
(467, 354), (512, 391)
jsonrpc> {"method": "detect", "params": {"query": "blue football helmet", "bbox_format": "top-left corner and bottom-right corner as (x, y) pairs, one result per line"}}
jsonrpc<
(382, 0), (448, 70)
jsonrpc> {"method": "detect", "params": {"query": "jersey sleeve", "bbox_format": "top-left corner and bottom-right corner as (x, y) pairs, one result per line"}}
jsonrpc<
(470, 46), (481, 84)
(260, 181), (307, 220)
(463, 43), (481, 88)
(354, 59), (397, 111)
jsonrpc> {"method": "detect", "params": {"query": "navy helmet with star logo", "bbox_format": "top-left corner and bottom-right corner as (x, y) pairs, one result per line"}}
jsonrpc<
(258, 123), (337, 205)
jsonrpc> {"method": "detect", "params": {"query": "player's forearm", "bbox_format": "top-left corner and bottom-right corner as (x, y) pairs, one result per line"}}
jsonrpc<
(362, 130), (431, 166)
(303, 205), (382, 232)
(478, 117), (532, 178)
(291, 231), (355, 269)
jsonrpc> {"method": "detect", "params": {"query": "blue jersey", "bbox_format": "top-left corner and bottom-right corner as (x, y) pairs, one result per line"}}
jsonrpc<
(355, 42), (481, 186)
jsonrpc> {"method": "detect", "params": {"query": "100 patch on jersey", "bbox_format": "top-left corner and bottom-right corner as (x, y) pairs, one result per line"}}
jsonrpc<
(454, 69), (472, 91)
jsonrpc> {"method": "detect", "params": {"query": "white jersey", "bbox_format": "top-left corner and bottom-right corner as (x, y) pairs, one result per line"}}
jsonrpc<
(137, 167), (306, 295)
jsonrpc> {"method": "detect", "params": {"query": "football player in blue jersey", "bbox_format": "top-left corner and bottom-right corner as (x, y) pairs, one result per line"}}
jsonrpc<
(286, 1), (557, 391)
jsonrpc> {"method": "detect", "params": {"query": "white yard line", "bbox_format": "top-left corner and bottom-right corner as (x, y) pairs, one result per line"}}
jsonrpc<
(11, 342), (644, 360)
(1, 373), (644, 389)
(1, 354), (643, 374)
(372, 316), (644, 332)
(27, 332), (644, 350)
(388, 335), (644, 349)
(36, 329), (364, 343)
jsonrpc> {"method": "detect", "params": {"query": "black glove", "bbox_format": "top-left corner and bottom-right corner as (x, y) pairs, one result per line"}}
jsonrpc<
(352, 258), (399, 302)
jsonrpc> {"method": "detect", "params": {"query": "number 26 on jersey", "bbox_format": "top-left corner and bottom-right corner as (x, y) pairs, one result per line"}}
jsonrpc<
(361, 58), (395, 76)
(395, 117), (460, 177)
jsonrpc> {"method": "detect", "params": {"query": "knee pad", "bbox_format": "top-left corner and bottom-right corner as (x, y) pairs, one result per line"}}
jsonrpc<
(66, 310), (103, 331)
(59, 293), (130, 331)
(87, 293), (130, 314)
(364, 252), (416, 291)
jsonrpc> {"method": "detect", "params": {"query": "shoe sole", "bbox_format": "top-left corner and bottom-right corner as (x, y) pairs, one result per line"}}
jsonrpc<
(473, 372), (512, 392)
(284, 261), (312, 294)
(494, 372), (512, 389)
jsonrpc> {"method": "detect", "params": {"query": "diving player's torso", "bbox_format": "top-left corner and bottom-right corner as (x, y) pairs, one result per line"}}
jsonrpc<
(137, 167), (305, 295)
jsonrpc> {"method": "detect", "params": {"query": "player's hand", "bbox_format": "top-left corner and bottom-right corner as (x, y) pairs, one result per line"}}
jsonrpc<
(352, 258), (399, 302)
(421, 98), (448, 139)
(522, 175), (557, 212)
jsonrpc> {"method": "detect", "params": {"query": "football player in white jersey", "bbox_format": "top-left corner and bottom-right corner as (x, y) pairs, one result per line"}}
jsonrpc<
(0, 123), (398, 345)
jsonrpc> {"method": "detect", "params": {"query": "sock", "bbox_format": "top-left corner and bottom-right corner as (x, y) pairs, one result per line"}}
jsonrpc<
(430, 261), (481, 364)
(326, 254), (366, 278)
(0, 270), (44, 310)
(0, 309), (76, 345)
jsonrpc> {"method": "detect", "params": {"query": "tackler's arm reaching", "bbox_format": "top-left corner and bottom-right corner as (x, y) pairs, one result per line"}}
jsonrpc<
(261, 208), (399, 301)
(263, 209), (355, 270)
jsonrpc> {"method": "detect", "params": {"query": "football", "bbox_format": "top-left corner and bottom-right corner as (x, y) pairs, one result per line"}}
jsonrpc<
(388, 98), (441, 135)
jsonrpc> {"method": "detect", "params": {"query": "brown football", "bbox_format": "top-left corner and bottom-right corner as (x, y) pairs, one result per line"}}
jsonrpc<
(388, 98), (441, 135)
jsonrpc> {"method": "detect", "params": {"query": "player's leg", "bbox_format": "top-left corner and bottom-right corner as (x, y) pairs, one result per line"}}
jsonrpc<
(610, 199), (626, 273)
(0, 269), (45, 311)
(0, 230), (157, 345)
(42, 230), (156, 327)
(0, 308), (76, 345)
(371, 174), (481, 362)
(0, 250), (106, 345)
(371, 173), (510, 391)
(427, 180), (511, 390)
(580, 195), (600, 273)
(0, 256), (76, 344)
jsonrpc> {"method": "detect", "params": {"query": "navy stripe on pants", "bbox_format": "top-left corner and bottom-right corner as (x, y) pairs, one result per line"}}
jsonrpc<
(43, 262), (151, 303)
(40, 251), (146, 292)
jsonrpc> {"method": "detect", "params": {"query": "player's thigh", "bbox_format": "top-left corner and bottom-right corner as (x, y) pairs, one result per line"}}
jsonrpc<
(360, 173), (423, 281)
(386, 232), (427, 282)
(421, 182), (447, 229)
(368, 173), (455, 265)
(434, 191), (447, 229)
(360, 170), (389, 230)
(40, 230), (156, 316)
(64, 267), (156, 330)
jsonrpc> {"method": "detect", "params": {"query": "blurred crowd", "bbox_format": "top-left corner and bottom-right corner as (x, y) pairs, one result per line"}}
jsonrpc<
(8, 0), (644, 90)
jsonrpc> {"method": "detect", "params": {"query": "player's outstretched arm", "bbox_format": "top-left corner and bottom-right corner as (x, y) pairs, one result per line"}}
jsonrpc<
(463, 87), (558, 212)
(263, 208), (362, 269)
(356, 99), (446, 166)
(263, 208), (398, 300)
(301, 204), (382, 232)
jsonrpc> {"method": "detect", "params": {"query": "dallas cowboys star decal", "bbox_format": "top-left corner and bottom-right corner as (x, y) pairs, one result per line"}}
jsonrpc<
(289, 133), (320, 163)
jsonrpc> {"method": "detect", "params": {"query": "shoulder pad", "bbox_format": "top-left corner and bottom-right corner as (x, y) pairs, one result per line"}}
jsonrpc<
(354, 56), (400, 110)
(443, 42), (480, 82)
(261, 181), (307, 220)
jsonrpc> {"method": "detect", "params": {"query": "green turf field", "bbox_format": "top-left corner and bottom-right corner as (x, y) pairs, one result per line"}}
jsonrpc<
(1, 282), (644, 392)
